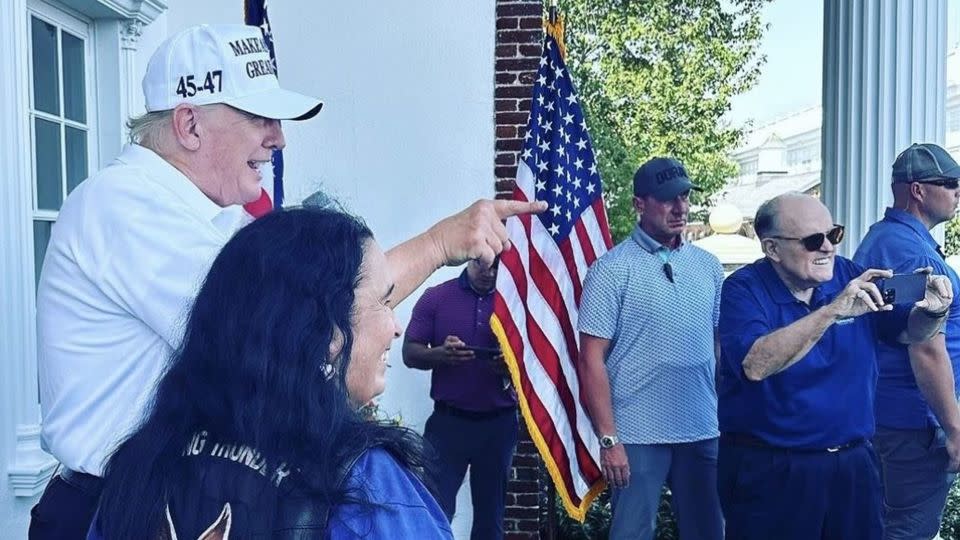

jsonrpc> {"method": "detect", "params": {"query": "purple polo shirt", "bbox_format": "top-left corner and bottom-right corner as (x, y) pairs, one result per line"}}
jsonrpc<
(406, 271), (517, 412)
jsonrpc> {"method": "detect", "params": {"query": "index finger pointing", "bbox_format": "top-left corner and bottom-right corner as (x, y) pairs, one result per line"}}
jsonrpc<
(493, 199), (548, 219)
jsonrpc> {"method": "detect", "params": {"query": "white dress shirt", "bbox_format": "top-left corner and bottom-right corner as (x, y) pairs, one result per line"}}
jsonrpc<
(37, 144), (245, 475)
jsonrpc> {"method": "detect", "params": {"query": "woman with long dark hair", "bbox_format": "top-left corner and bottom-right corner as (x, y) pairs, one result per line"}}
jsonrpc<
(90, 207), (452, 538)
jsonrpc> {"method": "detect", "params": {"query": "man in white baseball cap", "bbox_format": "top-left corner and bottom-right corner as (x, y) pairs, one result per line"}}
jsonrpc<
(30, 23), (542, 539)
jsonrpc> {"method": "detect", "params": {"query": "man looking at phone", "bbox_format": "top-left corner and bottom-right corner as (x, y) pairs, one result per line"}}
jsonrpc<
(853, 143), (960, 540)
(578, 157), (725, 540)
(403, 259), (517, 540)
(717, 192), (952, 539)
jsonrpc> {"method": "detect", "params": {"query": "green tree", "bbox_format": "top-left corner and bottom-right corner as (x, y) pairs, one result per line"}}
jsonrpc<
(558, 0), (771, 241)
(946, 215), (960, 256)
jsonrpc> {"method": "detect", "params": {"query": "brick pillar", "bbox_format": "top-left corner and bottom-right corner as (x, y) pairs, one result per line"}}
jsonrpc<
(494, 1), (544, 538)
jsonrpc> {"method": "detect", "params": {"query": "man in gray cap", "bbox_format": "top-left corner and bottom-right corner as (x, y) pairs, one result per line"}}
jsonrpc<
(854, 142), (960, 539)
(578, 157), (724, 539)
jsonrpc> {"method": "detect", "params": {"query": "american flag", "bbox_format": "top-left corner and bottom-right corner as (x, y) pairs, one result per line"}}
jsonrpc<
(491, 24), (612, 521)
(243, 0), (284, 217)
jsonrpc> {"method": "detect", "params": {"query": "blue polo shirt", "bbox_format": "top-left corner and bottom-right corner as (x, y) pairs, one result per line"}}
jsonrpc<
(853, 207), (960, 429)
(579, 224), (723, 444)
(718, 256), (905, 449)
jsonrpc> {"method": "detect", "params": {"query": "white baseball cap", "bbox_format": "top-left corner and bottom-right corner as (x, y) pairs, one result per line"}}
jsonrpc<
(142, 24), (322, 121)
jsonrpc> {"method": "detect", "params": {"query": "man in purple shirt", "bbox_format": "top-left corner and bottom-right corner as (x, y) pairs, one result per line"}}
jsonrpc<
(403, 259), (518, 540)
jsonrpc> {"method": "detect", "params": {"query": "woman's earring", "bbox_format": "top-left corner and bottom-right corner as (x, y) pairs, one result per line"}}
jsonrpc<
(321, 363), (336, 381)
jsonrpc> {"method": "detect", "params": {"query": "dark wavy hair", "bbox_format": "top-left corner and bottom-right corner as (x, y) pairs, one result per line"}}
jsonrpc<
(96, 207), (431, 538)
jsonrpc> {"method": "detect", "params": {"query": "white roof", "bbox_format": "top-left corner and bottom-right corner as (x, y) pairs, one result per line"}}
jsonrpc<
(715, 171), (820, 220)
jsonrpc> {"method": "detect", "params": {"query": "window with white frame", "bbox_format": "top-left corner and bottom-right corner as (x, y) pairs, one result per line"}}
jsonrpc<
(27, 4), (95, 286)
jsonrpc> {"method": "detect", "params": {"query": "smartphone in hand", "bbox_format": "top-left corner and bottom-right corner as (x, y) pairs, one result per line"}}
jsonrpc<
(460, 345), (502, 357)
(877, 273), (926, 305)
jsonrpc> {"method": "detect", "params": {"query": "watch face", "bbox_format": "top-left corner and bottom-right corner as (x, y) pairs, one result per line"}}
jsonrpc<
(600, 436), (615, 448)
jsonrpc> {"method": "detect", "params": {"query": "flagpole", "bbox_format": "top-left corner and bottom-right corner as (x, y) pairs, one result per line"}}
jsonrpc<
(544, 3), (559, 538)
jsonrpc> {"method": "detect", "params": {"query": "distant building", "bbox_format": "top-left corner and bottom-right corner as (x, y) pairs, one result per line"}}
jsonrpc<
(716, 47), (960, 226)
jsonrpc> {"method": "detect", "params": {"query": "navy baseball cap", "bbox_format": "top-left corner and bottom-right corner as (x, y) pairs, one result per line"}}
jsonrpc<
(633, 157), (701, 201)
(891, 143), (960, 183)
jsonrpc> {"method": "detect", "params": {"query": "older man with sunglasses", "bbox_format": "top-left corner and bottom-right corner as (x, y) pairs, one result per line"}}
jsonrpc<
(717, 192), (952, 540)
(853, 143), (960, 540)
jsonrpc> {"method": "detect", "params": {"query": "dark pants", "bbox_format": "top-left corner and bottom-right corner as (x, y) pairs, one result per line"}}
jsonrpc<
(29, 469), (102, 540)
(718, 438), (883, 540)
(424, 403), (519, 540)
(874, 426), (956, 540)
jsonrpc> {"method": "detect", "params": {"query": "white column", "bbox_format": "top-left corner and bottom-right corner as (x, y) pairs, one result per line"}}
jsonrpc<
(822, 0), (947, 254)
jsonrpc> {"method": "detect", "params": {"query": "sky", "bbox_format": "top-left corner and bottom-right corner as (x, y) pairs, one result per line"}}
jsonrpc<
(726, 0), (823, 129)
(728, 0), (960, 131)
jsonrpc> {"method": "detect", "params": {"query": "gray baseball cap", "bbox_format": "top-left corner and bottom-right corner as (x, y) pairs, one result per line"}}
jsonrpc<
(891, 143), (960, 183)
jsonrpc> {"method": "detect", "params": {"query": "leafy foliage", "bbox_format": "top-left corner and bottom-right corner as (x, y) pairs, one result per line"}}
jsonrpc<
(557, 0), (772, 241)
(552, 487), (678, 539)
(945, 215), (960, 256)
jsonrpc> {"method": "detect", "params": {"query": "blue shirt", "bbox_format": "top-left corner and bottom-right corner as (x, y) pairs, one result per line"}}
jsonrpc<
(853, 207), (960, 429)
(718, 256), (906, 449)
(328, 448), (452, 539)
(579, 224), (723, 444)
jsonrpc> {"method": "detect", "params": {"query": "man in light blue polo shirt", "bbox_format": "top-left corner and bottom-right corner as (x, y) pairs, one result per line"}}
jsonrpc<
(718, 193), (952, 540)
(854, 143), (960, 539)
(579, 157), (724, 540)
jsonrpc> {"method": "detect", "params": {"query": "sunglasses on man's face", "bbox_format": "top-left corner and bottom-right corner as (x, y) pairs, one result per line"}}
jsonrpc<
(770, 224), (845, 252)
(923, 178), (960, 190)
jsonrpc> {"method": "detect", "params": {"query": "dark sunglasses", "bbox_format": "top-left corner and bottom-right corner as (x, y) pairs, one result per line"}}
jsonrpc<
(923, 178), (960, 189)
(770, 224), (845, 252)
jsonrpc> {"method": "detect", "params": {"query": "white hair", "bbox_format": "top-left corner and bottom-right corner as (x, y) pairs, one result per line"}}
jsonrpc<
(126, 110), (172, 150)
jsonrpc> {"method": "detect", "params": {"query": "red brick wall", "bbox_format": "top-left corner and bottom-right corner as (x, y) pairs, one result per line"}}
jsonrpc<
(495, 0), (545, 538)
(494, 0), (543, 201)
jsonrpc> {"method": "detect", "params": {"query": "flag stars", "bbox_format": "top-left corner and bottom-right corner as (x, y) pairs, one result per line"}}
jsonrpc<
(573, 197), (581, 208)
(565, 93), (578, 105)
(545, 100), (555, 112)
(552, 184), (564, 197)
(574, 157), (584, 170)
(563, 112), (575, 125)
(537, 94), (545, 106)
(572, 176), (582, 189)
(549, 223), (561, 236)
(554, 164), (565, 177)
(539, 140), (550, 153)
(537, 159), (548, 172)
(536, 178), (546, 191)
(521, 148), (533, 160)
(554, 66), (565, 79)
(565, 209), (572, 221)
(575, 138), (588, 151)
(540, 55), (549, 67)
(550, 203), (562, 217)
(586, 182), (596, 194)
(589, 163), (598, 176)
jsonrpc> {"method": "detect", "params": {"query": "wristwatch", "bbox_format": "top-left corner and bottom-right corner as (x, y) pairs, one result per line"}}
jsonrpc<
(599, 434), (619, 449)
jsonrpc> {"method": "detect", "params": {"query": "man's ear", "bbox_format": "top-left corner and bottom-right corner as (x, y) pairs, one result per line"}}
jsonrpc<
(170, 104), (202, 151)
(761, 238), (781, 262)
(911, 182), (926, 203)
(632, 196), (644, 216)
